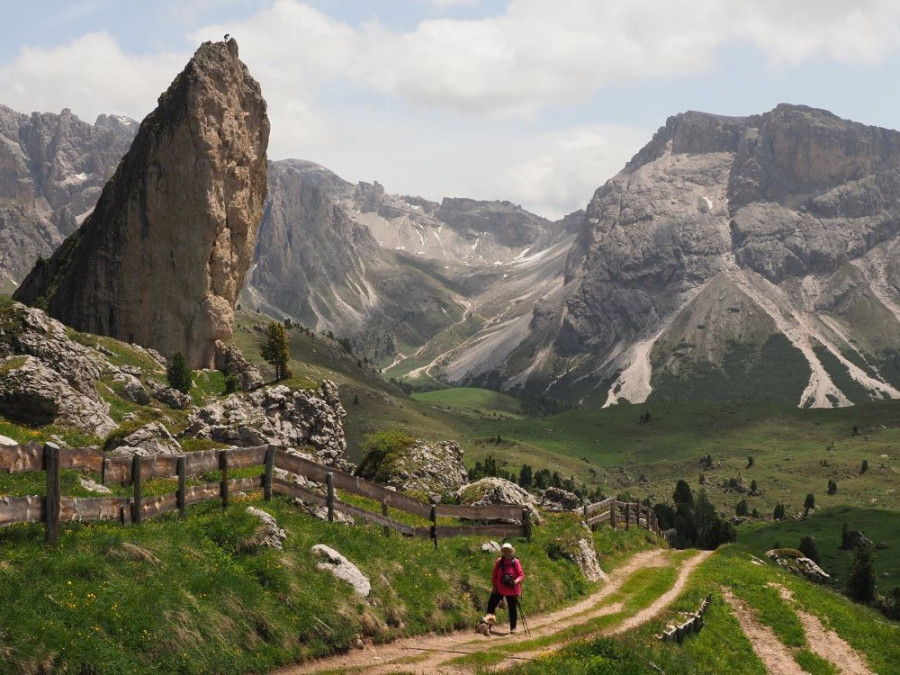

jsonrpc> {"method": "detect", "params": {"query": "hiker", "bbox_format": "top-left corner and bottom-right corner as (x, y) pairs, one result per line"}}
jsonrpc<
(486, 542), (524, 633)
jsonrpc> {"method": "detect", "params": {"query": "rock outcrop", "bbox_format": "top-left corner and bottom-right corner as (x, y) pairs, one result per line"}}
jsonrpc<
(14, 39), (269, 368)
(183, 381), (350, 468)
(766, 548), (831, 583)
(540, 486), (582, 511)
(356, 439), (468, 501)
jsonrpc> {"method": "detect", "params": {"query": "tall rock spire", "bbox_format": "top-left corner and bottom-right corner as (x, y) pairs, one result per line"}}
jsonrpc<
(14, 38), (269, 367)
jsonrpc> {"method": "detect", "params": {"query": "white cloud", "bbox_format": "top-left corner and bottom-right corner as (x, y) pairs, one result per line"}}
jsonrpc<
(484, 126), (648, 219)
(0, 32), (183, 122)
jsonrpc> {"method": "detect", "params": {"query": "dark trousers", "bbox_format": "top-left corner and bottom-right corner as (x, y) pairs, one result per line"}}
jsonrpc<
(487, 592), (518, 630)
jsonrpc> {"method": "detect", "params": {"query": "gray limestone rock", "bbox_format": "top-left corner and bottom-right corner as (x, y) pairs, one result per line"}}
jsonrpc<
(114, 373), (151, 405)
(183, 380), (349, 468)
(246, 507), (286, 550)
(0, 355), (115, 435)
(540, 487), (582, 512)
(107, 422), (181, 456)
(311, 544), (370, 596)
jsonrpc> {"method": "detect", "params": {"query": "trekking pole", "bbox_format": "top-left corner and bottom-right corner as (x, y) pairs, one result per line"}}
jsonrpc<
(518, 597), (532, 637)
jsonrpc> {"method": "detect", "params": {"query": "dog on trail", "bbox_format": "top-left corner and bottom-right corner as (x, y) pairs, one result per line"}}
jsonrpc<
(475, 614), (496, 636)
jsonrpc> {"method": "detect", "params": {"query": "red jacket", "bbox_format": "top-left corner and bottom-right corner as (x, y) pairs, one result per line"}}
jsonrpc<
(492, 555), (524, 597)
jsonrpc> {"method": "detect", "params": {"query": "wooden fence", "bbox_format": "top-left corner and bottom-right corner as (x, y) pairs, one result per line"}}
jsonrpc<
(581, 497), (662, 536)
(0, 441), (530, 546)
(660, 594), (711, 642)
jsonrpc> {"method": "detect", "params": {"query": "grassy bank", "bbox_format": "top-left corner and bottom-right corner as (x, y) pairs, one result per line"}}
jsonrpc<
(0, 495), (660, 674)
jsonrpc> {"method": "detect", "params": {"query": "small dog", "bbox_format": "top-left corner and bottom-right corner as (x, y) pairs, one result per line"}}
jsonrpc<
(475, 613), (496, 636)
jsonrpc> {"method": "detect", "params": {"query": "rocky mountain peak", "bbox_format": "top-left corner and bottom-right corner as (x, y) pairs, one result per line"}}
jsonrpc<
(14, 39), (269, 368)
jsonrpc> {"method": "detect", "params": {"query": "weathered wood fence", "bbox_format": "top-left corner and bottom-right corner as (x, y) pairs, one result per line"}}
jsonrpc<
(581, 497), (662, 536)
(0, 440), (530, 546)
(660, 594), (712, 642)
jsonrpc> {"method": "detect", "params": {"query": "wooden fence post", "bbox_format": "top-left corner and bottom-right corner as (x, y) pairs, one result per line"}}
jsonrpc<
(326, 472), (334, 523)
(430, 505), (437, 549)
(177, 455), (186, 518)
(219, 450), (230, 508)
(382, 501), (389, 537)
(523, 508), (532, 542)
(624, 502), (631, 530)
(44, 442), (61, 545)
(132, 455), (142, 525)
(610, 502), (617, 528)
(263, 445), (276, 501)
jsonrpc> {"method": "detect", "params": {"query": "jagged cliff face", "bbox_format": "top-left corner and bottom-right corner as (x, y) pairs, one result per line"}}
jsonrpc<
(244, 162), (575, 365)
(14, 40), (269, 368)
(499, 105), (900, 408)
(0, 106), (136, 292)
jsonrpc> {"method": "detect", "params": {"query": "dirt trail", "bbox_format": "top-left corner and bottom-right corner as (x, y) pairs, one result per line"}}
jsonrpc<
(723, 584), (874, 675)
(278, 548), (710, 675)
(722, 588), (806, 675)
(773, 584), (873, 675)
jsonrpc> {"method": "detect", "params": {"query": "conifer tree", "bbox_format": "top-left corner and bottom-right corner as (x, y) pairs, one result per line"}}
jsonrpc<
(261, 321), (291, 380)
(166, 351), (192, 394)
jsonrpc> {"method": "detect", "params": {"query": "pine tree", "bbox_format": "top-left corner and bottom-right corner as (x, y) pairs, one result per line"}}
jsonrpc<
(804, 493), (815, 511)
(827, 478), (838, 495)
(166, 351), (192, 394)
(846, 541), (876, 602)
(673, 479), (694, 506)
(773, 503), (786, 520)
(799, 535), (820, 563)
(518, 464), (533, 489)
(261, 322), (291, 380)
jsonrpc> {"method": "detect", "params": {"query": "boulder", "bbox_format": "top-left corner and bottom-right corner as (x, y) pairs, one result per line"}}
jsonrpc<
(149, 381), (192, 409)
(481, 541), (501, 553)
(456, 477), (540, 524)
(114, 373), (151, 405)
(725, 476), (749, 493)
(540, 486), (582, 511)
(0, 355), (116, 436)
(214, 340), (263, 391)
(311, 544), (370, 596)
(765, 548), (831, 583)
(80, 477), (112, 494)
(246, 507), (286, 550)
(571, 538), (607, 582)
(107, 422), (182, 456)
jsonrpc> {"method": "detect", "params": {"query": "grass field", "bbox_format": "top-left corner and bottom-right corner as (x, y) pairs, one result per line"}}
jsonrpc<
(737, 506), (900, 585)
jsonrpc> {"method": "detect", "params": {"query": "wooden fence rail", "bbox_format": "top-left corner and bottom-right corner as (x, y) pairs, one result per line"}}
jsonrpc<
(0, 441), (529, 546)
(581, 498), (662, 536)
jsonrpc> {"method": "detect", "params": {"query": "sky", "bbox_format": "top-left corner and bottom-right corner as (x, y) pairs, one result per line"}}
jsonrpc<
(3, 1), (900, 220)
